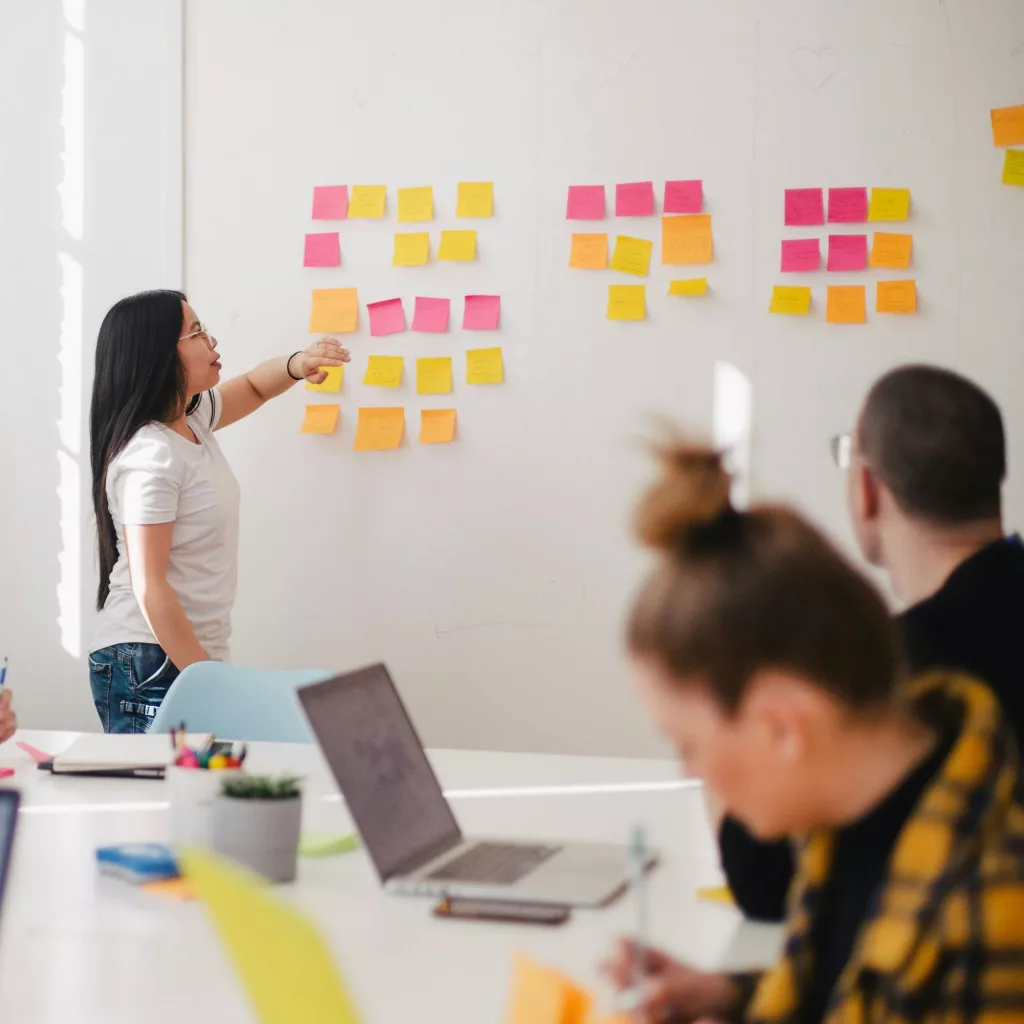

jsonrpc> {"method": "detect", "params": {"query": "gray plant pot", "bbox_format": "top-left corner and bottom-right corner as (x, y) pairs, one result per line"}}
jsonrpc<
(211, 793), (302, 883)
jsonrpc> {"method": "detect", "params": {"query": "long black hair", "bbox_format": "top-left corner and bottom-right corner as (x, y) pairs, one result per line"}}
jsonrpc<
(90, 289), (200, 609)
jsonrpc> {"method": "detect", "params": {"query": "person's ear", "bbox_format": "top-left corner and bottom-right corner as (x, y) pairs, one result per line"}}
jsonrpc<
(739, 671), (817, 764)
(856, 462), (882, 523)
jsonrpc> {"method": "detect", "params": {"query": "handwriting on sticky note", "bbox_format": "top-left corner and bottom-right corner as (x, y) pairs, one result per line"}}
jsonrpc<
(668, 278), (707, 296)
(367, 298), (406, 337)
(876, 280), (916, 314)
(781, 239), (820, 273)
(354, 408), (404, 451)
(769, 286), (811, 315)
(306, 365), (343, 393)
(868, 188), (910, 222)
(411, 297), (450, 333)
(827, 234), (868, 272)
(392, 233), (430, 267)
(438, 230), (476, 261)
(827, 285), (866, 324)
(456, 182), (493, 218)
(420, 409), (456, 444)
(463, 294), (500, 330)
(664, 180), (702, 214)
(309, 288), (358, 333)
(827, 187), (868, 223)
(991, 105), (1024, 148)
(303, 233), (340, 267)
(785, 188), (824, 226)
(615, 181), (655, 217)
(364, 356), (404, 388)
(466, 347), (503, 384)
(348, 185), (387, 218)
(416, 357), (452, 395)
(869, 232), (912, 269)
(1003, 149), (1024, 187)
(566, 185), (605, 220)
(397, 186), (433, 223)
(607, 284), (645, 321)
(610, 236), (653, 276)
(569, 233), (608, 269)
(662, 215), (713, 265)
(312, 185), (348, 220)
(300, 405), (340, 435)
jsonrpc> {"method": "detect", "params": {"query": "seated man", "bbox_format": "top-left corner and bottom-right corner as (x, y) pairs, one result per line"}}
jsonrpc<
(721, 364), (1024, 922)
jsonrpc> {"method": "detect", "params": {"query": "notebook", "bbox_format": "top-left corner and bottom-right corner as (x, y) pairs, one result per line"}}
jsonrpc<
(50, 733), (213, 776)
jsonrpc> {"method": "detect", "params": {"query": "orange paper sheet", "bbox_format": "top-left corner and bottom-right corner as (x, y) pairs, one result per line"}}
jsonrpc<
(826, 285), (867, 324)
(662, 214), (713, 265)
(354, 408), (404, 451)
(869, 233), (912, 270)
(300, 405), (341, 434)
(569, 233), (608, 269)
(991, 104), (1024, 147)
(419, 409), (456, 444)
(309, 288), (359, 333)
(876, 279), (916, 314)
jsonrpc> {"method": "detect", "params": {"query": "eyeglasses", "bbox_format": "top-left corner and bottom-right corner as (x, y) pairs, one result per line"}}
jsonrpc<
(180, 323), (213, 343)
(829, 432), (852, 469)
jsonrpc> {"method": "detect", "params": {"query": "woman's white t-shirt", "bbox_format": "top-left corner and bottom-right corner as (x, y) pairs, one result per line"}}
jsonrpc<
(90, 390), (241, 661)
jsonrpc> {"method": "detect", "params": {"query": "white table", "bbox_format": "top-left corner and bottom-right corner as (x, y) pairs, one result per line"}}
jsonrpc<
(0, 731), (781, 1023)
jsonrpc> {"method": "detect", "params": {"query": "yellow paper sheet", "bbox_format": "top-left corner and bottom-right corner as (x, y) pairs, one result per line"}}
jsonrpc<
(309, 288), (359, 333)
(1003, 149), (1024, 187)
(348, 185), (386, 218)
(609, 235), (653, 277)
(420, 409), (456, 444)
(991, 104), (1024, 148)
(769, 285), (811, 315)
(354, 408), (404, 451)
(697, 885), (735, 905)
(466, 347), (503, 384)
(416, 357), (452, 395)
(867, 188), (910, 222)
(300, 405), (340, 435)
(668, 277), (708, 296)
(505, 955), (592, 1024)
(179, 847), (362, 1024)
(869, 232), (912, 269)
(607, 284), (645, 321)
(876, 279), (917, 314)
(364, 356), (404, 387)
(397, 186), (433, 223)
(827, 285), (867, 324)
(569, 233), (608, 269)
(306, 365), (343, 393)
(438, 230), (477, 261)
(457, 181), (494, 218)
(392, 232), (430, 267)
(662, 214), (713, 264)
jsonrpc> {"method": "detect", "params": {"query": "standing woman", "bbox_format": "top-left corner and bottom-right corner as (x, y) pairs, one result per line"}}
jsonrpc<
(88, 290), (349, 733)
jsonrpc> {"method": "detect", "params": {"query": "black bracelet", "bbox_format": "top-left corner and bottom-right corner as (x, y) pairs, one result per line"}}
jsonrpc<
(286, 351), (303, 381)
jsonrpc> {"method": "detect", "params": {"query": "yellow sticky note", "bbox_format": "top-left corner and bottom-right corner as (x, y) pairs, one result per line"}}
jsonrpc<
(991, 105), (1024, 148)
(180, 848), (362, 1024)
(668, 277), (708, 296)
(869, 232), (913, 269)
(416, 357), (452, 395)
(309, 288), (358, 333)
(466, 347), (503, 384)
(569, 233), (608, 269)
(348, 185), (386, 218)
(769, 285), (811, 315)
(392, 233), (430, 267)
(868, 188), (910, 222)
(364, 356), (403, 387)
(306, 365), (343, 393)
(300, 405), (340, 435)
(609, 236), (653, 277)
(506, 955), (592, 1024)
(827, 285), (867, 324)
(457, 181), (494, 218)
(420, 409), (456, 444)
(876, 279), (917, 314)
(607, 284), (646, 321)
(397, 186), (433, 223)
(662, 214), (713, 265)
(354, 407), (404, 451)
(1003, 149), (1024, 187)
(438, 230), (477, 261)
(697, 885), (736, 906)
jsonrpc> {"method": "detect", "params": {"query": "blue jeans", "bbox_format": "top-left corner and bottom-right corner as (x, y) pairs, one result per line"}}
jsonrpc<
(88, 643), (180, 734)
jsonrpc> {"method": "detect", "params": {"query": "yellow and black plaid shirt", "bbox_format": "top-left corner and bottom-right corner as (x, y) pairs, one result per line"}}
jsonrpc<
(737, 672), (1024, 1024)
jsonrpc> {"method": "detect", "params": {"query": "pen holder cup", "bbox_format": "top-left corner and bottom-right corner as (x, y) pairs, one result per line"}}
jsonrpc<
(211, 792), (303, 884)
(166, 766), (242, 849)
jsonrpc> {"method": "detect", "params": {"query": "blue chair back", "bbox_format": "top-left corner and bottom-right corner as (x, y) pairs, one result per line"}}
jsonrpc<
(150, 663), (332, 743)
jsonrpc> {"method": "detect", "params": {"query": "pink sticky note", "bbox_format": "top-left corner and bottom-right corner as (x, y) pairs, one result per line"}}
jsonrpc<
(312, 185), (349, 220)
(827, 234), (868, 272)
(827, 187), (868, 223)
(616, 181), (655, 217)
(784, 188), (825, 226)
(303, 232), (341, 267)
(463, 295), (501, 331)
(781, 238), (821, 272)
(412, 297), (450, 333)
(566, 185), (605, 220)
(664, 180), (702, 214)
(367, 298), (406, 337)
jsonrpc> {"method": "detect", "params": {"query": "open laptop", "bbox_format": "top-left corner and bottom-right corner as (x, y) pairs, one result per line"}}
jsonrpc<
(298, 665), (651, 906)
(0, 790), (19, 923)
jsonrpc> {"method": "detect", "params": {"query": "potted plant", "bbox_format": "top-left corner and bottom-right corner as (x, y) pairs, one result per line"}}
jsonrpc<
(211, 774), (303, 883)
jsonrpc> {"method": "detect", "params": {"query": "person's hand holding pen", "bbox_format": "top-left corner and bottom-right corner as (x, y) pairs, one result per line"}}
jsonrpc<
(0, 660), (16, 744)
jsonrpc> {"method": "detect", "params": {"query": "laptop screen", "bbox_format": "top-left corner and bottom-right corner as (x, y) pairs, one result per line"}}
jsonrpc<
(298, 665), (462, 881)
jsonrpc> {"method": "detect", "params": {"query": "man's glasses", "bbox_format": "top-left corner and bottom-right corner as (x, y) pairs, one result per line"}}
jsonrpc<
(829, 432), (852, 469)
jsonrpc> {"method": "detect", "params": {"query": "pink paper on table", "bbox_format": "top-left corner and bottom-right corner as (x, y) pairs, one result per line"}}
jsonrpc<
(303, 232), (341, 267)
(463, 295), (500, 331)
(412, 297), (450, 333)
(664, 180), (702, 214)
(784, 188), (825, 226)
(827, 234), (868, 272)
(367, 298), (406, 337)
(827, 187), (868, 223)
(566, 185), (605, 220)
(615, 181), (655, 216)
(311, 185), (348, 220)
(781, 238), (821, 272)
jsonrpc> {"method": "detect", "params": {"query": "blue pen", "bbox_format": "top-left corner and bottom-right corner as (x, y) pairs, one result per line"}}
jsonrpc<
(0, 657), (7, 689)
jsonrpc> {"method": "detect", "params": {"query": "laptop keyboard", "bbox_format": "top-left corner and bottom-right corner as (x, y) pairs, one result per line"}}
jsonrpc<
(426, 842), (561, 885)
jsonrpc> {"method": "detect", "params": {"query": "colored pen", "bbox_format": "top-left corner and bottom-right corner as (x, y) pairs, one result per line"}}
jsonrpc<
(0, 657), (7, 689)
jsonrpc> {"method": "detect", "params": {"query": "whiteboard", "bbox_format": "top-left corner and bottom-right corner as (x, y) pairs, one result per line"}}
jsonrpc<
(185, 0), (1024, 756)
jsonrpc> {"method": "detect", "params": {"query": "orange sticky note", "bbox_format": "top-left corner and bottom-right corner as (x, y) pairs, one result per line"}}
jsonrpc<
(420, 409), (456, 444)
(300, 405), (340, 435)
(991, 104), (1024, 147)
(505, 955), (592, 1024)
(354, 408), (404, 451)
(876, 279), (916, 314)
(309, 288), (359, 333)
(569, 233), (608, 269)
(826, 285), (867, 324)
(662, 214), (713, 264)
(869, 233), (912, 269)
(143, 878), (197, 902)
(466, 347), (503, 384)
(306, 365), (343, 393)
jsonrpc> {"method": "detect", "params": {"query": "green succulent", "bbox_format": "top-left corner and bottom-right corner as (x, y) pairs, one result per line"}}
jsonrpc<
(220, 774), (302, 800)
